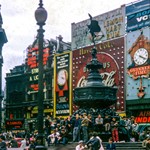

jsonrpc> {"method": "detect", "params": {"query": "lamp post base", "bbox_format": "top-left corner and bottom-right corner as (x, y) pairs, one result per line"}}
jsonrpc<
(35, 134), (47, 150)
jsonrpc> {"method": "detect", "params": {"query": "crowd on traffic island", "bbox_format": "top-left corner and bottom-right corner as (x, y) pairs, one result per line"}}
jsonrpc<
(0, 110), (150, 150)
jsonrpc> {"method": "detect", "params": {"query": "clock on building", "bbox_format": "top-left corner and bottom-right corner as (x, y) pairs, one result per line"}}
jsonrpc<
(57, 69), (67, 86)
(133, 48), (148, 65)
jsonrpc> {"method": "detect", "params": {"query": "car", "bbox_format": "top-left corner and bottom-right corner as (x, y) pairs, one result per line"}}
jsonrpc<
(14, 137), (24, 147)
(137, 123), (150, 134)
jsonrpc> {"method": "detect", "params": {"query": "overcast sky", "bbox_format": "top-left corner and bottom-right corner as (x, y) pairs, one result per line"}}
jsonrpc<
(0, 0), (135, 90)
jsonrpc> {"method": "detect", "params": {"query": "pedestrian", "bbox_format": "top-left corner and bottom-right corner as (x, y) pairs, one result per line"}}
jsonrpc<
(20, 138), (27, 150)
(81, 113), (90, 143)
(0, 135), (7, 150)
(106, 137), (116, 150)
(76, 140), (85, 150)
(111, 117), (119, 142)
(85, 132), (101, 150)
(72, 114), (81, 142)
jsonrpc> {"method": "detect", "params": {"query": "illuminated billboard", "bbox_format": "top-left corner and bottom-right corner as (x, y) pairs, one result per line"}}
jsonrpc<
(54, 51), (72, 117)
(126, 0), (150, 32)
(26, 40), (50, 94)
(72, 37), (125, 111)
(71, 6), (125, 50)
(126, 27), (150, 99)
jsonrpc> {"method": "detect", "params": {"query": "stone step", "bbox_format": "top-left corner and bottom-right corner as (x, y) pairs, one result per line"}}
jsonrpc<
(49, 142), (145, 150)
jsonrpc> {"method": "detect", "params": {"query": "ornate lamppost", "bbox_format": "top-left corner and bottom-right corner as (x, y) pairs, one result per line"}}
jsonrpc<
(34, 0), (47, 149)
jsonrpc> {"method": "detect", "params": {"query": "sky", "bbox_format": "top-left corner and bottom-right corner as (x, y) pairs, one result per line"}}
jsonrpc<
(0, 0), (135, 90)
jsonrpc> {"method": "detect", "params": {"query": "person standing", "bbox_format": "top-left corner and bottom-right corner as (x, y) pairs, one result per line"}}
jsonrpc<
(81, 113), (90, 143)
(72, 114), (81, 142)
(111, 117), (119, 143)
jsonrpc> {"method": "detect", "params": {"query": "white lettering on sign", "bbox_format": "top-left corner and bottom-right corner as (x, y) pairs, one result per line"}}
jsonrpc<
(31, 68), (39, 74)
(101, 71), (116, 87)
(29, 75), (38, 81)
(136, 15), (149, 22)
(56, 109), (69, 114)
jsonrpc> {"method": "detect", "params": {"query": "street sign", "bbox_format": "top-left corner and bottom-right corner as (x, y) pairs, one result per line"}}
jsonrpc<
(27, 90), (38, 95)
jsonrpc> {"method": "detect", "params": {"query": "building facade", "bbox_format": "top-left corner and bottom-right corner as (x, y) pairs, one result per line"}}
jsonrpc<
(4, 0), (150, 132)
(5, 64), (27, 131)
(5, 37), (71, 132)
(125, 0), (150, 123)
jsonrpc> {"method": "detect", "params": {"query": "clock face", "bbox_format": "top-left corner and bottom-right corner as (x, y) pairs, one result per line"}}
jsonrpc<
(57, 69), (67, 86)
(133, 48), (148, 65)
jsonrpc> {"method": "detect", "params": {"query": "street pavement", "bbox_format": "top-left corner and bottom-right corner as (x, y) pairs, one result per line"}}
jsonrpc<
(7, 143), (77, 150)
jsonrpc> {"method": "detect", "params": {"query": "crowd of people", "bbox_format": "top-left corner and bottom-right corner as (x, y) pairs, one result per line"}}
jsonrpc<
(43, 112), (150, 149)
(0, 111), (150, 150)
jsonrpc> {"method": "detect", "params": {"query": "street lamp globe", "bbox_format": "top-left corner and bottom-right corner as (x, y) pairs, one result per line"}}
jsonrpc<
(35, 0), (47, 25)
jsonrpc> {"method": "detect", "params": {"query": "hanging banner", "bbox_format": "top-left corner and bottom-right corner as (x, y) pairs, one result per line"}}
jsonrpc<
(126, 0), (150, 32)
(54, 51), (72, 117)
(72, 37), (125, 111)
(71, 6), (125, 50)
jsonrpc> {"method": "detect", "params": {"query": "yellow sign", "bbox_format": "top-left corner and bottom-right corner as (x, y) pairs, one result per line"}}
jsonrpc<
(32, 109), (53, 114)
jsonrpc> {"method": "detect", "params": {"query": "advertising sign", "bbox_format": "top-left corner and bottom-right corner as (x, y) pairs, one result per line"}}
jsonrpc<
(126, 0), (150, 32)
(6, 120), (24, 130)
(132, 110), (150, 124)
(54, 51), (72, 117)
(71, 6), (125, 50)
(26, 40), (50, 93)
(72, 37), (125, 111)
(126, 27), (150, 100)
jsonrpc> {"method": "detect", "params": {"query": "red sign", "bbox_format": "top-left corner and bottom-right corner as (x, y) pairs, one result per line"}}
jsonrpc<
(135, 111), (150, 123)
(72, 37), (125, 111)
(127, 65), (150, 79)
(6, 120), (24, 129)
(26, 45), (50, 91)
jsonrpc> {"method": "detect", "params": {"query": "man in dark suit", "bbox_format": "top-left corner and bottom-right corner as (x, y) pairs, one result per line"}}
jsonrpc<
(106, 137), (116, 150)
